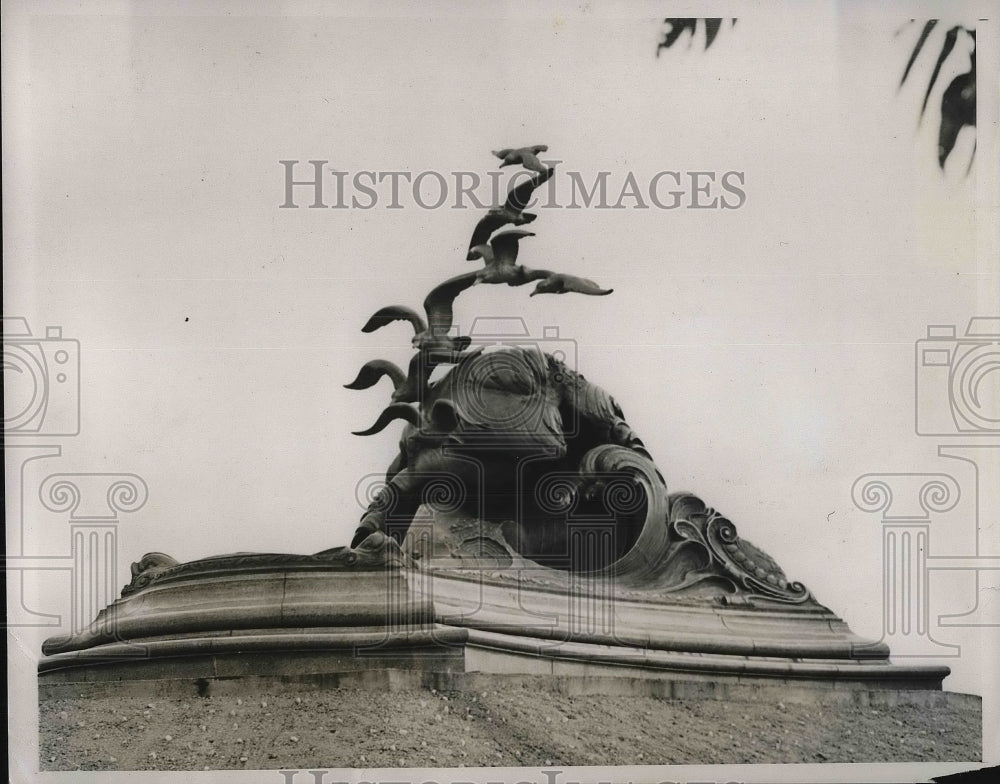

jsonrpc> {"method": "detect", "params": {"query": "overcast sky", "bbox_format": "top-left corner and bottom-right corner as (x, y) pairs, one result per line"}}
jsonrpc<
(5, 0), (997, 710)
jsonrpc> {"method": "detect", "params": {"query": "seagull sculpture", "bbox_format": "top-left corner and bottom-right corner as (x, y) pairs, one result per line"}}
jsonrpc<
(357, 271), (485, 408)
(466, 167), (554, 260)
(469, 229), (613, 296)
(529, 273), (613, 297)
(351, 398), (462, 437)
(344, 357), (420, 404)
(362, 271), (480, 359)
(468, 229), (538, 285)
(493, 145), (549, 174)
(351, 402), (419, 436)
(348, 350), (485, 413)
(344, 359), (406, 393)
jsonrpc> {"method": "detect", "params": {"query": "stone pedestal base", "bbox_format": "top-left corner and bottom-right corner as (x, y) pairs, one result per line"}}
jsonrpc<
(38, 530), (949, 695)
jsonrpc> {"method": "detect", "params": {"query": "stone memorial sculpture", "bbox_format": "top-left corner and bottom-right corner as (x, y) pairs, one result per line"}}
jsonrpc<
(39, 148), (950, 694)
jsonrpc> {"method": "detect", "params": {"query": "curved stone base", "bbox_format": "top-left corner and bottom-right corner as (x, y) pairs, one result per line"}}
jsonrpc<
(38, 536), (949, 693)
(38, 625), (949, 693)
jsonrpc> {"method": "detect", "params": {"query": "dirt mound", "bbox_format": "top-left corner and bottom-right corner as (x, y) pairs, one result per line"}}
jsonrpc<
(40, 682), (981, 770)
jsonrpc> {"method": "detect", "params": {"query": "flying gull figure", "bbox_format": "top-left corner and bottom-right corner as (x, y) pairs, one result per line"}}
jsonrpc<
(529, 273), (613, 297)
(344, 359), (406, 394)
(493, 145), (549, 174)
(351, 402), (419, 437)
(344, 358), (421, 404)
(346, 345), (484, 408)
(362, 271), (480, 359)
(469, 229), (613, 296)
(468, 229), (539, 285)
(351, 397), (463, 437)
(466, 167), (554, 260)
(357, 271), (483, 410)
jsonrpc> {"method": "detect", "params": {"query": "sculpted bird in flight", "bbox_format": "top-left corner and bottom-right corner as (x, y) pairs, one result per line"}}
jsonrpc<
(351, 402), (421, 437)
(529, 273), (613, 297)
(362, 271), (480, 358)
(344, 359), (406, 393)
(344, 358), (421, 403)
(493, 145), (549, 174)
(468, 229), (538, 285)
(346, 346), (484, 408)
(356, 270), (486, 410)
(469, 229), (613, 297)
(350, 397), (462, 437)
(466, 167), (554, 259)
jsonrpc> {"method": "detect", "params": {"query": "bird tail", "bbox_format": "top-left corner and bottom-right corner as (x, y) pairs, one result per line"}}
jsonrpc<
(344, 359), (406, 391)
(352, 403), (419, 436)
(361, 306), (421, 334)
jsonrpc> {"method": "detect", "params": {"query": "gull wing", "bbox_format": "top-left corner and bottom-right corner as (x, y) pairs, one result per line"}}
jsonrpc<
(344, 359), (406, 391)
(423, 271), (480, 336)
(489, 229), (535, 266)
(467, 212), (509, 258)
(352, 403), (420, 436)
(361, 306), (425, 335)
(555, 274), (614, 296)
(504, 167), (554, 213)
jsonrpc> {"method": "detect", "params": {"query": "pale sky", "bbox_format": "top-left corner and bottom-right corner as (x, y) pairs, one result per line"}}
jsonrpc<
(4, 0), (998, 720)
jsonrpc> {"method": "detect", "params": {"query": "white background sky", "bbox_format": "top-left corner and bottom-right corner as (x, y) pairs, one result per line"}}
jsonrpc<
(5, 0), (999, 772)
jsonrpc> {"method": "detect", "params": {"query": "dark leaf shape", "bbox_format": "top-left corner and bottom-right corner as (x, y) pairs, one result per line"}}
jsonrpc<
(658, 18), (737, 55)
(921, 25), (960, 118)
(703, 19), (723, 49)
(351, 403), (418, 437)
(938, 47), (976, 169)
(658, 18), (698, 54)
(898, 23), (977, 174)
(900, 19), (938, 86)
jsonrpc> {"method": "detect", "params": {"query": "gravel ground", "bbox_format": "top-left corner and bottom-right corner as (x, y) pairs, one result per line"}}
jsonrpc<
(39, 682), (981, 770)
